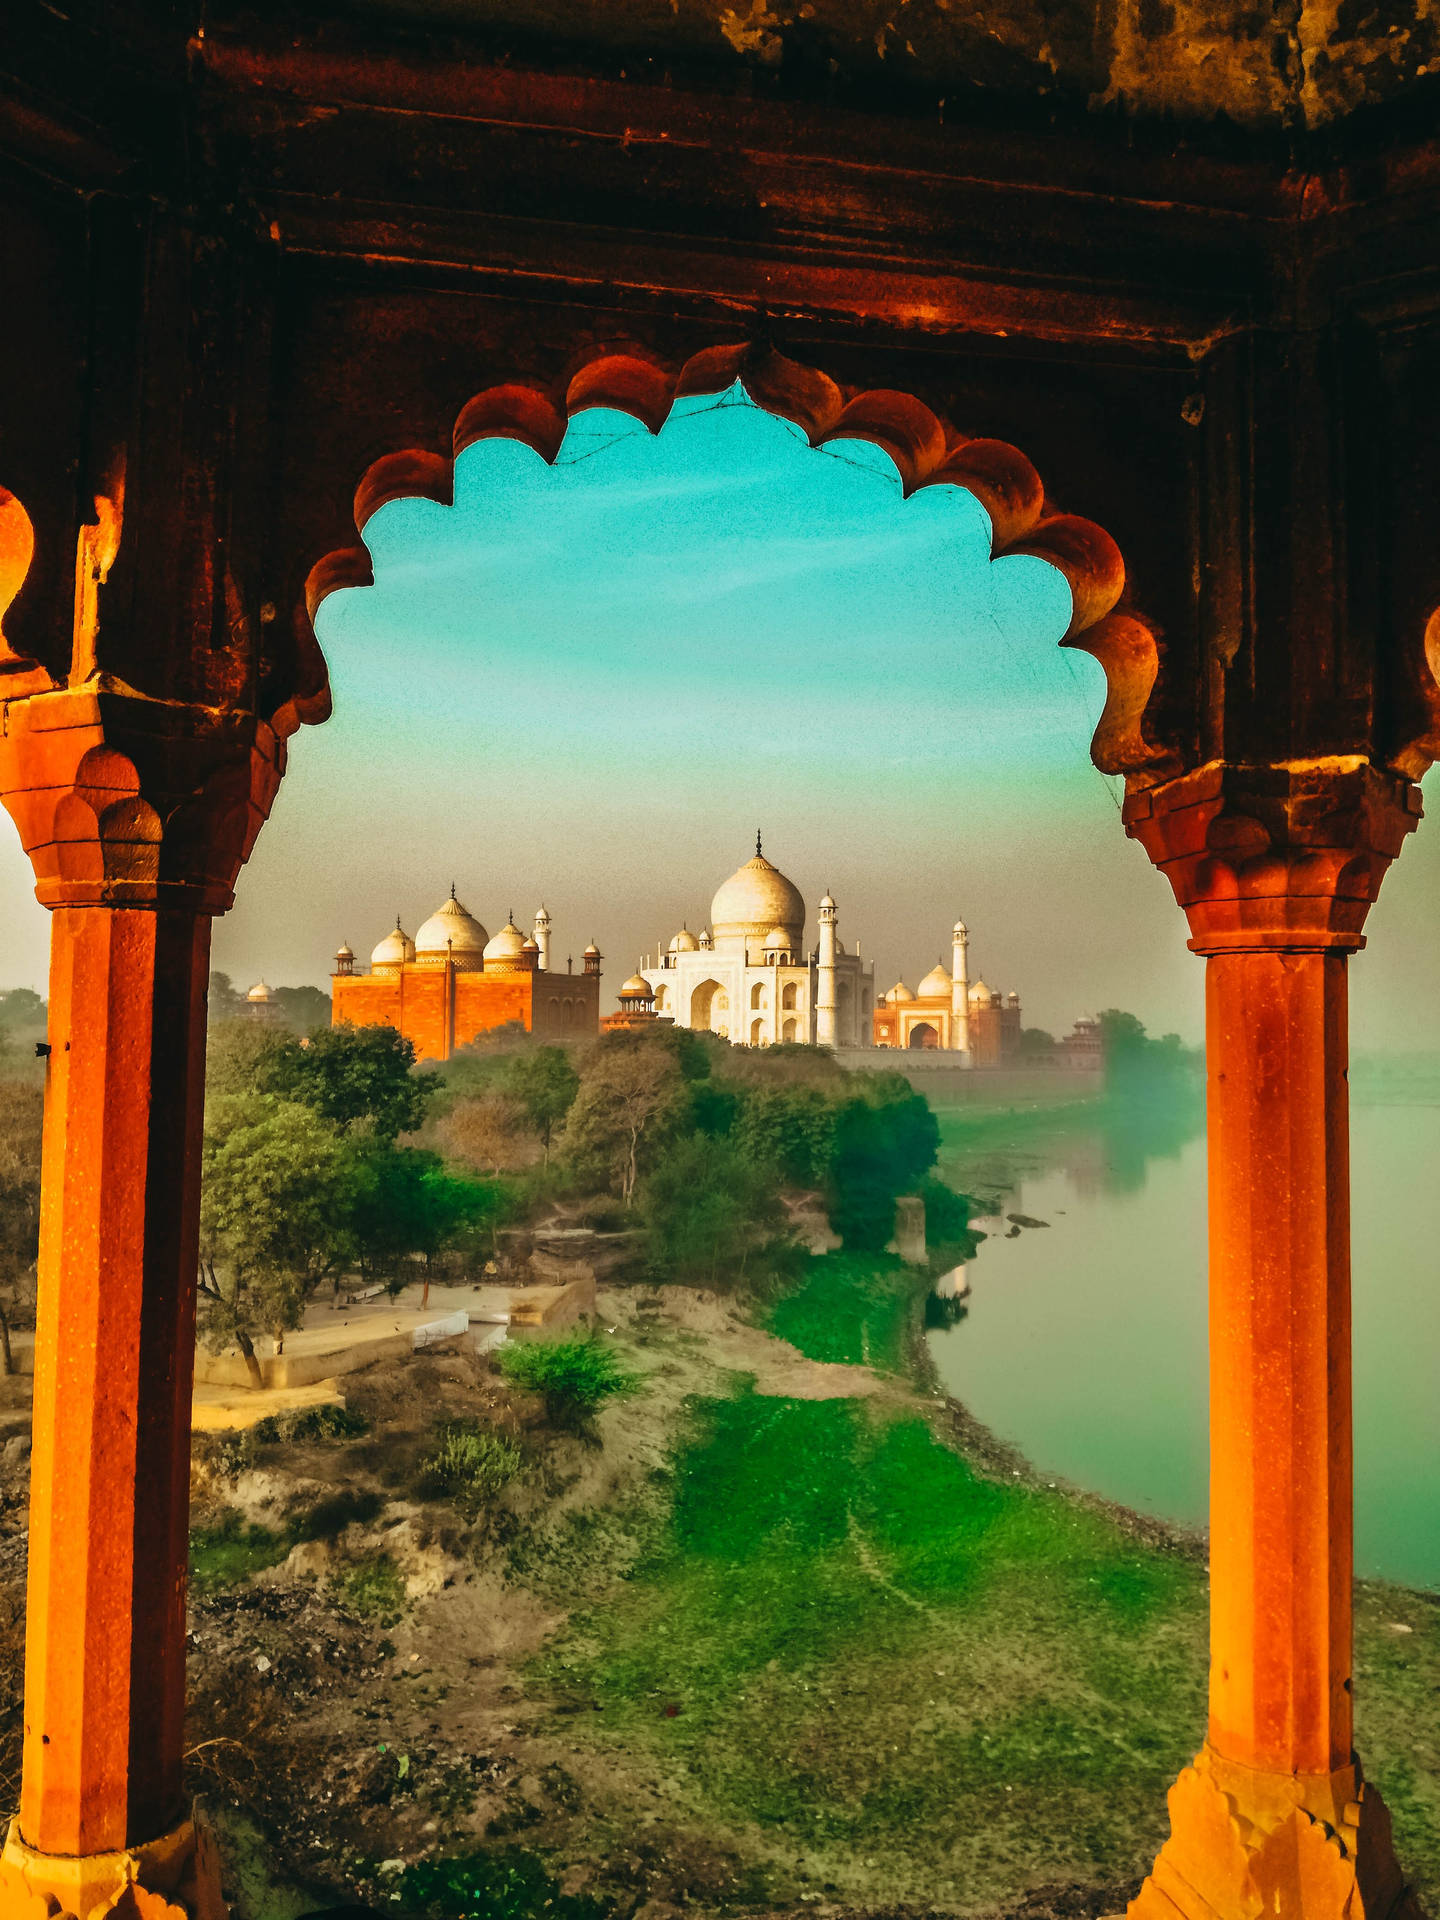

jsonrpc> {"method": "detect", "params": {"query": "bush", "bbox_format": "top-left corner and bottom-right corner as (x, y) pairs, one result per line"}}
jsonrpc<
(916, 1176), (978, 1250)
(421, 1424), (524, 1515)
(496, 1333), (637, 1429)
(334, 1551), (406, 1621)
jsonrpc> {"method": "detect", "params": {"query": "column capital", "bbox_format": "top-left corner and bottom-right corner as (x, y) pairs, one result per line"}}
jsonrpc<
(1123, 758), (1423, 955)
(0, 687), (285, 915)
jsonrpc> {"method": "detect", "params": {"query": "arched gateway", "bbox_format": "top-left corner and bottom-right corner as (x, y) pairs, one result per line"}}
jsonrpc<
(3, 86), (1440, 1911)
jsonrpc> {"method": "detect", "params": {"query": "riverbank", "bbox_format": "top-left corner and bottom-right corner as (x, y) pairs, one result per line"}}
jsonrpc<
(2, 1246), (1433, 1920)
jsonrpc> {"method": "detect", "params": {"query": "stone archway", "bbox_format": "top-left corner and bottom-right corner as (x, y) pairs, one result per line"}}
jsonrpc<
(0, 327), (1433, 1920)
(907, 1022), (939, 1050)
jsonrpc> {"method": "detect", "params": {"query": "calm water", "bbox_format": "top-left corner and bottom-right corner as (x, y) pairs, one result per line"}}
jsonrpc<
(926, 1102), (1440, 1590)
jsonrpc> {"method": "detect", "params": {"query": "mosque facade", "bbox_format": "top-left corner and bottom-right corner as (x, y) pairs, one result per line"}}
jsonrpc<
(331, 892), (601, 1061)
(638, 840), (874, 1047)
(872, 920), (1021, 1063)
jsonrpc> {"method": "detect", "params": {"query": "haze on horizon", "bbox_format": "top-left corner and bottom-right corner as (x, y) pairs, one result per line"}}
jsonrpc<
(1, 383), (1435, 1051)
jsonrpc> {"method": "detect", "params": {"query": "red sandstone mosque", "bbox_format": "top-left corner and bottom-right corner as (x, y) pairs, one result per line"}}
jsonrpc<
(330, 891), (601, 1060)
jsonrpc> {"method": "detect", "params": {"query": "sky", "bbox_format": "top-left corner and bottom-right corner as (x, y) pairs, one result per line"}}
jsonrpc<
(2, 382), (1437, 1048)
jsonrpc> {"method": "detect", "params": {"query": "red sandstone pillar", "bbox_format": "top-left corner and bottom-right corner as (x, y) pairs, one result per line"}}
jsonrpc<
(1126, 764), (1423, 1920)
(0, 689), (284, 1920)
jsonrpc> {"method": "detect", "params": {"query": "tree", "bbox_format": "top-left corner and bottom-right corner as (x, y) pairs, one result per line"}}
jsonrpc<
(273, 985), (332, 1032)
(198, 1094), (353, 1379)
(259, 1023), (434, 1139)
(1018, 1027), (1058, 1054)
(0, 1081), (42, 1375)
(828, 1074), (939, 1251)
(562, 1034), (687, 1205)
(730, 1084), (839, 1188)
(206, 1017), (285, 1095)
(639, 1133), (781, 1287)
(441, 1090), (537, 1176)
(502, 1046), (579, 1161)
(0, 989), (45, 1032)
(207, 972), (245, 1022)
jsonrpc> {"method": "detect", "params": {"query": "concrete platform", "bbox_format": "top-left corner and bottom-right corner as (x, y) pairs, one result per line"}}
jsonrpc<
(192, 1379), (346, 1432)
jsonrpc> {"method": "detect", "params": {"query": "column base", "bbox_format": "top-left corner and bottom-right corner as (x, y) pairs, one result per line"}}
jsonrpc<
(1129, 1745), (1424, 1920)
(0, 1817), (226, 1920)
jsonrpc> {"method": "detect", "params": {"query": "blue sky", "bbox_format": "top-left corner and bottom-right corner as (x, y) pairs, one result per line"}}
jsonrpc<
(2, 383), (1435, 1044)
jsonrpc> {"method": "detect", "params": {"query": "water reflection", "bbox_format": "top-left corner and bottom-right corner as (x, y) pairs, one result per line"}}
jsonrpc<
(926, 1099), (1440, 1590)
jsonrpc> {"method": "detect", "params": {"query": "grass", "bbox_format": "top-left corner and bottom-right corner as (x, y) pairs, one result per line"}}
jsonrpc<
(189, 1512), (294, 1594)
(333, 1551), (406, 1622)
(765, 1252), (920, 1372)
(397, 1846), (608, 1920)
(532, 1384), (1208, 1906)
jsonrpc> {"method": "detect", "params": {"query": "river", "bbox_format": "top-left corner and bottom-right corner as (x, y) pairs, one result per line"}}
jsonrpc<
(925, 1098), (1440, 1590)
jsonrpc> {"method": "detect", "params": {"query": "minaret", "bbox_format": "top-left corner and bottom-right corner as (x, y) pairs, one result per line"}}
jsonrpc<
(533, 904), (552, 973)
(817, 890), (838, 1047)
(951, 918), (972, 1057)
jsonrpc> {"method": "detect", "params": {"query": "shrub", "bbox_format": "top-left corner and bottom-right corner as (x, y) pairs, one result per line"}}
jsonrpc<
(189, 1510), (292, 1593)
(334, 1551), (405, 1621)
(294, 1487), (383, 1542)
(496, 1333), (637, 1429)
(286, 1402), (371, 1441)
(421, 1423), (524, 1515)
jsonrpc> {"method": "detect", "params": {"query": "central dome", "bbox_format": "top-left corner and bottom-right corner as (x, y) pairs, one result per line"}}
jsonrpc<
(710, 850), (806, 943)
(414, 893), (489, 968)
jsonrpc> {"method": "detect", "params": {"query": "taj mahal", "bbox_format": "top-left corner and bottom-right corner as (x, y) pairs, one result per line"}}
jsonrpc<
(636, 838), (874, 1047)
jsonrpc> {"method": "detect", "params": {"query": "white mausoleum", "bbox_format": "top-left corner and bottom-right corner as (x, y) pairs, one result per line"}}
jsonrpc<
(640, 839), (874, 1047)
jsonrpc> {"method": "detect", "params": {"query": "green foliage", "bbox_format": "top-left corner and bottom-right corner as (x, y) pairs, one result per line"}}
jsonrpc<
(1019, 1026), (1058, 1054)
(285, 1403), (371, 1442)
(334, 1551), (406, 1621)
(502, 1046), (580, 1157)
(828, 1075), (939, 1250)
(189, 1511), (292, 1594)
(1097, 1009), (1201, 1095)
(915, 1175), (977, 1250)
(421, 1423), (525, 1515)
(638, 1133), (781, 1286)
(271, 984), (332, 1031)
(260, 1022), (435, 1140)
(198, 1093), (354, 1357)
(534, 1382), (1205, 1880)
(562, 1032), (688, 1204)
(767, 1252), (918, 1371)
(0, 989), (45, 1032)
(497, 1334), (637, 1428)
(729, 1084), (838, 1187)
(397, 1847), (608, 1920)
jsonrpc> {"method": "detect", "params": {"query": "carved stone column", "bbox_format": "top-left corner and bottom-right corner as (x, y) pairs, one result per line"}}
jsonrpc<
(0, 687), (285, 1920)
(1124, 759), (1425, 1920)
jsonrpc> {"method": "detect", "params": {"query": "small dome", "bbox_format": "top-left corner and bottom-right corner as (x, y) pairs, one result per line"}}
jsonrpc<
(711, 847), (806, 942)
(969, 978), (994, 1005)
(484, 917), (529, 968)
(819, 891), (837, 911)
(764, 926), (790, 952)
(619, 973), (653, 998)
(414, 892), (488, 967)
(584, 942), (601, 956)
(522, 936), (540, 953)
(670, 927), (699, 953)
(917, 962), (952, 998)
(534, 904), (552, 924)
(953, 919), (968, 939)
(335, 942), (354, 961)
(246, 980), (273, 1003)
(371, 921), (415, 969)
(885, 981), (915, 1003)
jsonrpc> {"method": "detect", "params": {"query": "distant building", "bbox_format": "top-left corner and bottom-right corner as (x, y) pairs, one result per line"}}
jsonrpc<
(244, 980), (281, 1024)
(639, 839), (874, 1047)
(331, 890), (601, 1061)
(601, 973), (672, 1034)
(872, 920), (1021, 1062)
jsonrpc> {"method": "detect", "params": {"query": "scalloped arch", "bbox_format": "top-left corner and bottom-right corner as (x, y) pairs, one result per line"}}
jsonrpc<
(0, 487), (35, 668)
(305, 345), (1174, 780)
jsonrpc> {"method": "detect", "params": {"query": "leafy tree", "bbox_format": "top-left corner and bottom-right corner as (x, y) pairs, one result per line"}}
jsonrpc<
(441, 1090), (536, 1176)
(0, 989), (45, 1031)
(259, 1023), (434, 1140)
(562, 1033), (687, 1205)
(0, 1080), (42, 1375)
(639, 1133), (782, 1287)
(198, 1094), (353, 1379)
(731, 1084), (839, 1188)
(207, 972), (245, 1022)
(502, 1046), (579, 1161)
(1019, 1026), (1058, 1054)
(828, 1075), (939, 1251)
(1097, 1008), (1200, 1094)
(206, 1017), (285, 1096)
(273, 985), (332, 1032)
